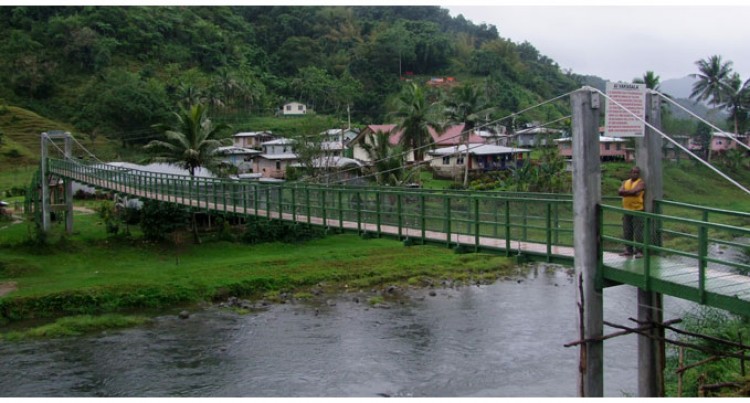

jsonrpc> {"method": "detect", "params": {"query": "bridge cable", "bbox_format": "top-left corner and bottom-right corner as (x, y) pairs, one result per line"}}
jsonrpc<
(655, 91), (750, 153)
(594, 88), (750, 196)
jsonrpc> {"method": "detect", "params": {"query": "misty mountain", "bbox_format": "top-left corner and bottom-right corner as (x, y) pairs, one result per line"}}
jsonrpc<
(660, 76), (697, 99)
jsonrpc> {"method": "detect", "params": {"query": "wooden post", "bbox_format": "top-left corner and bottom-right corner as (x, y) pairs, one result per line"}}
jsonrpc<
(636, 91), (665, 397)
(571, 87), (603, 397)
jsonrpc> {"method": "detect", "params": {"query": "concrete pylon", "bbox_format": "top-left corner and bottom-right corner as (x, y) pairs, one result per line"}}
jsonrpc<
(571, 87), (603, 397)
(635, 92), (665, 397)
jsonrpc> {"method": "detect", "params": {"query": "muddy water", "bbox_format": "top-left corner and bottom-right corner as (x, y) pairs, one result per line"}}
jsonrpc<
(0, 264), (695, 397)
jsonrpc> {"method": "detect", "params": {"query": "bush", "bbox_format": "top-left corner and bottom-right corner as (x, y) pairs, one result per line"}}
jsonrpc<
(241, 217), (325, 244)
(4, 148), (22, 158)
(139, 200), (188, 242)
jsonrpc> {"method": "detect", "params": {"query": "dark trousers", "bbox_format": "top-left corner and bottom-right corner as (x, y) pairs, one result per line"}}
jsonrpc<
(623, 213), (644, 253)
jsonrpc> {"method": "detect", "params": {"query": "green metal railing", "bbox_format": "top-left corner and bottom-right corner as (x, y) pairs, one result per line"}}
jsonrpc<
(45, 158), (580, 259)
(601, 204), (750, 308)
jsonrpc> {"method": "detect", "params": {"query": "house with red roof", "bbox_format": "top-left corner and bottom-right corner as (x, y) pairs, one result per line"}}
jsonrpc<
(350, 124), (484, 165)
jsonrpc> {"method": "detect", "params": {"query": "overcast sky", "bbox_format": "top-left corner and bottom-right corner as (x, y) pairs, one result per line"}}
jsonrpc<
(446, 4), (750, 83)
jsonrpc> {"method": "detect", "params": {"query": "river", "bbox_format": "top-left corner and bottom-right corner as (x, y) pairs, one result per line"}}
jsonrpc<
(0, 264), (697, 397)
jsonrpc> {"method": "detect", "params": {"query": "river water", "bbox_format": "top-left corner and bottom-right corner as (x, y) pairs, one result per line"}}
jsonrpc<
(0, 264), (697, 397)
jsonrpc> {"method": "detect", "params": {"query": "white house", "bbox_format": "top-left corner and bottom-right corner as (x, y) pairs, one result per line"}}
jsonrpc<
(215, 146), (261, 173)
(282, 102), (307, 116)
(254, 138), (298, 179)
(232, 131), (275, 149)
(427, 144), (531, 180)
(291, 156), (362, 183)
(513, 125), (563, 147)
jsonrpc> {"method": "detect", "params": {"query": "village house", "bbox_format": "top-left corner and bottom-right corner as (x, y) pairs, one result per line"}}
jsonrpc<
(215, 146), (261, 173)
(281, 101), (307, 116)
(512, 124), (564, 147)
(253, 138), (298, 179)
(313, 128), (361, 159)
(350, 124), (484, 165)
(291, 156), (362, 184)
(707, 131), (748, 152)
(232, 131), (276, 149)
(427, 144), (531, 180)
(555, 135), (631, 161)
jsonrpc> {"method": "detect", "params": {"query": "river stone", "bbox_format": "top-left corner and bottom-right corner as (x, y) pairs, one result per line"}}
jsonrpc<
(429, 291), (437, 297)
(178, 310), (190, 319)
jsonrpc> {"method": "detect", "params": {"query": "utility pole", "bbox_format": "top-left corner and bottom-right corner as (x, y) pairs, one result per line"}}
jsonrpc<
(571, 87), (603, 397)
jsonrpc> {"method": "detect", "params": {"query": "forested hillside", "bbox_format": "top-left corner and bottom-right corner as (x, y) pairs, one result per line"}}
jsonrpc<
(0, 6), (580, 148)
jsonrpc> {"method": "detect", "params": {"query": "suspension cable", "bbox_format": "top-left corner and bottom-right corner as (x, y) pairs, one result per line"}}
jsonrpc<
(655, 91), (750, 152)
(595, 88), (750, 196)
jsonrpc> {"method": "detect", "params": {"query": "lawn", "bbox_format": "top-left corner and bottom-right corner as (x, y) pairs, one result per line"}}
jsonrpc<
(0, 209), (516, 324)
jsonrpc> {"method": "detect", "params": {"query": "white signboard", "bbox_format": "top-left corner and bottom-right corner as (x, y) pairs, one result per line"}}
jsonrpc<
(605, 82), (646, 137)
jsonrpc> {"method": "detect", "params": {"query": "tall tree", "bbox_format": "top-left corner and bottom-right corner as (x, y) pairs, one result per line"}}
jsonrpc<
(389, 82), (443, 162)
(717, 72), (750, 135)
(145, 103), (231, 243)
(690, 55), (733, 106)
(633, 70), (661, 90)
(145, 103), (231, 176)
(443, 84), (494, 187)
(361, 129), (410, 186)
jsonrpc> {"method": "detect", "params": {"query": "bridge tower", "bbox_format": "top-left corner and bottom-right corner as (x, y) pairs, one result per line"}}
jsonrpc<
(40, 131), (74, 234)
(571, 88), (603, 396)
(635, 92), (665, 397)
(572, 88), (665, 396)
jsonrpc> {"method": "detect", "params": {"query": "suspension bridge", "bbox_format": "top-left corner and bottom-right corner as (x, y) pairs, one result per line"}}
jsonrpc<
(24, 87), (750, 397)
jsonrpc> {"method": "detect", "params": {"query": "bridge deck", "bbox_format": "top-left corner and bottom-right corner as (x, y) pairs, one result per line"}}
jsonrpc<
(603, 256), (750, 314)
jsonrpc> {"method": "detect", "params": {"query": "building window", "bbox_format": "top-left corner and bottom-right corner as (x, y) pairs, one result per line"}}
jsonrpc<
(604, 143), (611, 150)
(616, 143), (622, 150)
(286, 105), (291, 111)
(298, 105), (303, 111)
(442, 156), (450, 165)
(456, 156), (464, 165)
(276, 161), (281, 170)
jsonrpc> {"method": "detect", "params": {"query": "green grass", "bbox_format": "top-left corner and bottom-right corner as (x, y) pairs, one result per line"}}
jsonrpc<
(2, 314), (150, 341)
(0, 104), (119, 196)
(0, 209), (516, 326)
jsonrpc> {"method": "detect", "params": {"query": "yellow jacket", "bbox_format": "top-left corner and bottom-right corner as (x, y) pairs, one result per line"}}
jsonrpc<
(622, 178), (644, 211)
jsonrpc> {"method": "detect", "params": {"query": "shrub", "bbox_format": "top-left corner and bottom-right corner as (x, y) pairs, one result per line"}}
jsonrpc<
(241, 217), (325, 244)
(139, 200), (188, 242)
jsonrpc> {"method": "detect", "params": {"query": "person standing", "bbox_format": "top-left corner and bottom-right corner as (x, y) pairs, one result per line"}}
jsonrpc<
(618, 166), (646, 258)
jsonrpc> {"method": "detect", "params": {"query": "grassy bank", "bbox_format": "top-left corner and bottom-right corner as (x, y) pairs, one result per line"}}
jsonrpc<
(0, 210), (517, 330)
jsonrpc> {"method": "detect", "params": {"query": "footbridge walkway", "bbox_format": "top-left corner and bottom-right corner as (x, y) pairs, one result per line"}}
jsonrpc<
(32, 158), (750, 317)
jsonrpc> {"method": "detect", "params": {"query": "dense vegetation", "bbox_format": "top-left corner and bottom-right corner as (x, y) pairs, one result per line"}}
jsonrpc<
(0, 5), (578, 149)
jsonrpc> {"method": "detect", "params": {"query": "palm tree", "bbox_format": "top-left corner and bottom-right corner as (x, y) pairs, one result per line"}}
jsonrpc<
(443, 85), (495, 187)
(145, 103), (232, 243)
(633, 71), (661, 91)
(360, 129), (411, 186)
(690, 55), (733, 106)
(388, 82), (443, 162)
(145, 103), (231, 176)
(717, 72), (750, 135)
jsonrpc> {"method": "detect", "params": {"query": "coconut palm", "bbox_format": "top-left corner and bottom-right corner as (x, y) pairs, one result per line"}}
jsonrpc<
(444, 84), (495, 187)
(145, 103), (232, 176)
(360, 129), (413, 186)
(145, 103), (232, 243)
(690, 55), (733, 106)
(633, 71), (661, 91)
(717, 72), (750, 135)
(388, 82), (443, 162)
